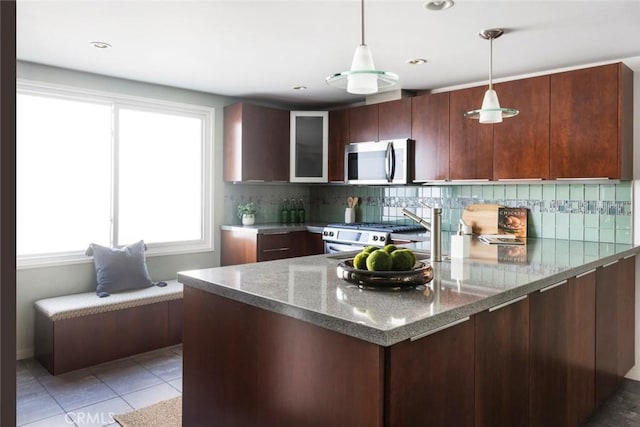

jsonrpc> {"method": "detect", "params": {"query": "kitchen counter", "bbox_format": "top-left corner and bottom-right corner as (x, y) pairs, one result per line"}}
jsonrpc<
(220, 222), (326, 234)
(178, 237), (639, 346)
(180, 237), (639, 426)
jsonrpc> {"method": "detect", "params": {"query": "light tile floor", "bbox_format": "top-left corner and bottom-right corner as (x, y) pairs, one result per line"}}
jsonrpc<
(16, 345), (182, 427)
(16, 343), (640, 426)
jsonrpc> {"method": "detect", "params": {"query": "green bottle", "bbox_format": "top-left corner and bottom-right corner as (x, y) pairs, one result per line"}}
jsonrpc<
(298, 199), (305, 224)
(280, 199), (289, 224)
(290, 198), (299, 224)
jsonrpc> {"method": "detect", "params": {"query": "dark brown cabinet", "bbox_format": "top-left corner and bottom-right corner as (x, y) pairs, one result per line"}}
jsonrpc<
(223, 102), (289, 182)
(595, 255), (636, 407)
(185, 254), (637, 426)
(449, 86), (494, 180)
(348, 103), (378, 143)
(383, 318), (475, 427)
(328, 108), (349, 183)
(475, 297), (529, 427)
(221, 230), (324, 266)
(378, 98), (412, 140)
(493, 76), (550, 180)
(347, 98), (412, 144)
(529, 271), (596, 427)
(550, 62), (633, 180)
(411, 92), (450, 181)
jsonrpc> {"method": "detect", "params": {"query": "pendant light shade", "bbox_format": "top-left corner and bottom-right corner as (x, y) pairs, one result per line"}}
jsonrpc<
(326, 0), (399, 95)
(464, 29), (519, 123)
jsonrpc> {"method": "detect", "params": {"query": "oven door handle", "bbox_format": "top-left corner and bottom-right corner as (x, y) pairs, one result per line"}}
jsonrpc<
(325, 242), (365, 254)
(385, 142), (395, 183)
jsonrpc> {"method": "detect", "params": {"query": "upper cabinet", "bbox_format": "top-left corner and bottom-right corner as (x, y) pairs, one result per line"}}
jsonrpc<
(550, 63), (633, 180)
(224, 102), (289, 182)
(328, 108), (349, 183)
(493, 76), (550, 180)
(378, 98), (412, 141)
(290, 111), (328, 183)
(449, 86), (494, 180)
(411, 92), (450, 181)
(348, 104), (378, 143)
(348, 98), (412, 143)
(325, 62), (632, 184)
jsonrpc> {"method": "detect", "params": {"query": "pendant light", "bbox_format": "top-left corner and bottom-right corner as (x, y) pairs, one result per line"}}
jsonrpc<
(464, 29), (519, 124)
(325, 0), (399, 95)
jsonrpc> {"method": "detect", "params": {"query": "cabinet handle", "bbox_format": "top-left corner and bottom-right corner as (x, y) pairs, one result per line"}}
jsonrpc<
(556, 177), (610, 181)
(410, 317), (470, 341)
(262, 247), (290, 253)
(576, 268), (597, 278)
(602, 260), (619, 268)
(489, 295), (527, 312)
(263, 231), (289, 235)
(415, 180), (448, 184)
(450, 179), (490, 182)
(497, 178), (543, 182)
(329, 180), (346, 184)
(540, 280), (567, 293)
(245, 180), (266, 183)
(624, 254), (636, 260)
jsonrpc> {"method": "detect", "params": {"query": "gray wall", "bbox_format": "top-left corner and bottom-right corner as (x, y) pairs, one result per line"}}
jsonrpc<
(16, 61), (235, 358)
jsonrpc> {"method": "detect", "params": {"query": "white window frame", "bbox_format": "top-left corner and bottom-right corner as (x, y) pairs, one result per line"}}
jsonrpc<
(16, 80), (215, 269)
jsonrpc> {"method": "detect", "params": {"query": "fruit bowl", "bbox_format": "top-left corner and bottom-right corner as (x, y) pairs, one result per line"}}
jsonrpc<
(336, 260), (433, 290)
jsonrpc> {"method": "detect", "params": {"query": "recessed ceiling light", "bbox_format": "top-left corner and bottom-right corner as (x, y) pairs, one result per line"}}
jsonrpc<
(90, 41), (112, 49)
(292, 86), (308, 91)
(424, 1), (455, 11)
(406, 58), (428, 65)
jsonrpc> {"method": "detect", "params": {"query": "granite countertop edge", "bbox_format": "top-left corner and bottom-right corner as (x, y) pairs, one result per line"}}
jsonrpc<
(221, 223), (326, 234)
(179, 245), (640, 347)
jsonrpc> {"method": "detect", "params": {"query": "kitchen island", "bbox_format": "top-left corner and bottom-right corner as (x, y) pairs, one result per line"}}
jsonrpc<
(178, 238), (639, 427)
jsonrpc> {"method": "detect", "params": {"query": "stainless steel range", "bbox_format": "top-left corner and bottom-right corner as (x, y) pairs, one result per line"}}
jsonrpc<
(322, 223), (425, 253)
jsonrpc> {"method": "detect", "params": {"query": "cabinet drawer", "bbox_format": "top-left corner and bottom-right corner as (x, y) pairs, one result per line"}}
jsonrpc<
(258, 233), (293, 261)
(259, 233), (291, 250)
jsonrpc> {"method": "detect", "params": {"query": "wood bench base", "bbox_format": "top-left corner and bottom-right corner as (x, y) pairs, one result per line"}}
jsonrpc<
(35, 299), (183, 375)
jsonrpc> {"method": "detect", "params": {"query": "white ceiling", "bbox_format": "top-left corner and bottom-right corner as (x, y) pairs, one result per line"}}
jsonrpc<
(16, 0), (640, 108)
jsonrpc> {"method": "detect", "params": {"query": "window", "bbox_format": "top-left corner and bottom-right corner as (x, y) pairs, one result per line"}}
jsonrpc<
(17, 82), (213, 267)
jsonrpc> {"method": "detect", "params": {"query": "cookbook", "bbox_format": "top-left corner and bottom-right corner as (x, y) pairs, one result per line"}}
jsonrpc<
(497, 207), (528, 238)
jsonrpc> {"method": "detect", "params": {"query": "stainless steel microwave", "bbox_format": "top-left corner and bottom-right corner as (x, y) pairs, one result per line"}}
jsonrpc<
(344, 139), (412, 185)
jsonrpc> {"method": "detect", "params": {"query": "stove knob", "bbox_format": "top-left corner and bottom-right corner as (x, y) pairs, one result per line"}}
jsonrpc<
(329, 231), (334, 237)
(380, 236), (386, 242)
(372, 236), (378, 241)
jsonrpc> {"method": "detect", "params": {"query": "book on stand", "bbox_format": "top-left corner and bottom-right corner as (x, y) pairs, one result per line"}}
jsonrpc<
(497, 207), (528, 239)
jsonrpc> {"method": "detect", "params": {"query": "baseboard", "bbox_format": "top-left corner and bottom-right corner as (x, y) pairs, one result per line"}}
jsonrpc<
(625, 365), (640, 381)
(16, 347), (34, 360)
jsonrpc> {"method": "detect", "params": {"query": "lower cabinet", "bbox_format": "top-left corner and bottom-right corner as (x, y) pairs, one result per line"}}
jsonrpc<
(475, 296), (529, 427)
(221, 229), (324, 266)
(530, 270), (596, 427)
(185, 255), (636, 426)
(596, 255), (636, 406)
(386, 318), (475, 427)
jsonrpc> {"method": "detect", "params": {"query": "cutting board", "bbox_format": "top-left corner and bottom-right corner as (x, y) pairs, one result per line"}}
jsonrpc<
(461, 204), (504, 235)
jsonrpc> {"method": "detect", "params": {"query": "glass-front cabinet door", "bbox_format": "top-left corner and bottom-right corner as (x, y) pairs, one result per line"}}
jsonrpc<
(290, 111), (328, 183)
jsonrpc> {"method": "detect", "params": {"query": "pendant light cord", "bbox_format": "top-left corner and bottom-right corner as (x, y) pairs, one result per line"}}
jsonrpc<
(488, 35), (493, 90)
(361, 0), (365, 46)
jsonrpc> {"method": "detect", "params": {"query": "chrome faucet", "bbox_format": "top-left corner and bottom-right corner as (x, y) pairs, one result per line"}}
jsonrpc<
(401, 205), (442, 262)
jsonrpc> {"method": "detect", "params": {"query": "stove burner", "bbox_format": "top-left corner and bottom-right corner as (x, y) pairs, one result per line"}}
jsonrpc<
(326, 223), (426, 233)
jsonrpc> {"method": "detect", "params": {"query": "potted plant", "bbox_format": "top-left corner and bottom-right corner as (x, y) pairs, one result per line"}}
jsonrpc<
(237, 202), (257, 225)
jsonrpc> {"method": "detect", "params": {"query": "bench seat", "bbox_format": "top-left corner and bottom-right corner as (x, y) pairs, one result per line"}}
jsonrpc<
(34, 280), (183, 375)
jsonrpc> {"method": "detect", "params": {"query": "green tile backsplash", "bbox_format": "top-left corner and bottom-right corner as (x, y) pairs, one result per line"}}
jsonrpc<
(307, 182), (633, 244)
(224, 182), (633, 244)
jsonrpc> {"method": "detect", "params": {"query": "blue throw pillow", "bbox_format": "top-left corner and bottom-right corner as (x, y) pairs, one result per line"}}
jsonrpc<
(88, 240), (153, 297)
